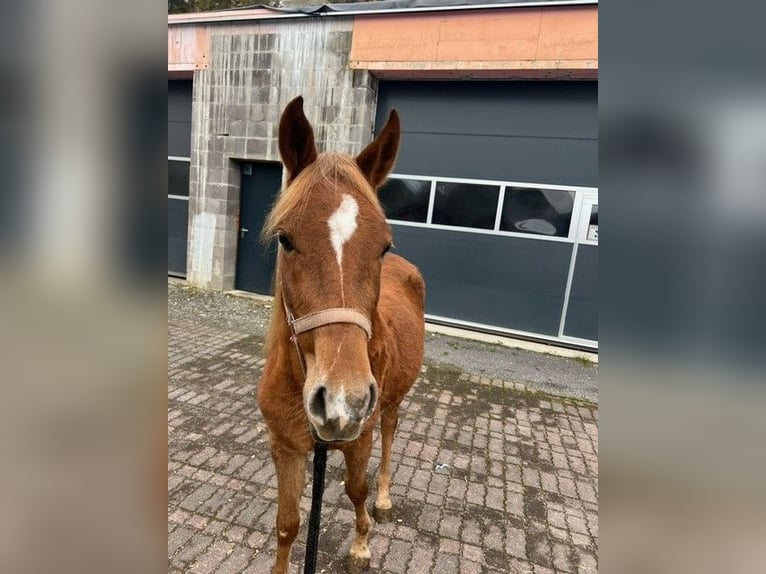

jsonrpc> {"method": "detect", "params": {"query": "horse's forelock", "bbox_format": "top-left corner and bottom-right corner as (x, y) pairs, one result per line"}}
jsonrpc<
(263, 153), (382, 241)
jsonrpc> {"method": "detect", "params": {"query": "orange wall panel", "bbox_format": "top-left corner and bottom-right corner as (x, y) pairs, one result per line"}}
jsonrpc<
(350, 6), (598, 78)
(537, 8), (599, 60)
(168, 25), (210, 72)
(435, 9), (542, 61)
(350, 15), (441, 62)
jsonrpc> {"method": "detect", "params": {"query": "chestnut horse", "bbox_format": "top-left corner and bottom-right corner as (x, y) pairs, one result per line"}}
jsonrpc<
(257, 97), (425, 573)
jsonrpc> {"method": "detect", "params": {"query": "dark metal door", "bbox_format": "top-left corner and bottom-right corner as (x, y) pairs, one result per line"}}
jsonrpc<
(235, 162), (282, 294)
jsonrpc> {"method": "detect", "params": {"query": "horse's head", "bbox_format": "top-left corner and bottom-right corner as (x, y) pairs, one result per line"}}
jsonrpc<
(264, 96), (400, 443)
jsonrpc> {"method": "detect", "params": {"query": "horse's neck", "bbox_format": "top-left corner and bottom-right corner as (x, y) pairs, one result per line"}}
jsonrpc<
(368, 307), (392, 373)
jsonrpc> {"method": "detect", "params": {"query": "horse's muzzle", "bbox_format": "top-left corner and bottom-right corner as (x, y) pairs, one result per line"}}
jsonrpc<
(306, 382), (377, 442)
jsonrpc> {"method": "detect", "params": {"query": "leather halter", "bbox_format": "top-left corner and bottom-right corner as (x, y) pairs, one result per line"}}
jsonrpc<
(283, 300), (372, 378)
(288, 308), (372, 340)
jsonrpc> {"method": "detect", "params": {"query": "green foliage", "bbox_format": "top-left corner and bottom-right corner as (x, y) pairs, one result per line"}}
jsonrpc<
(168, 0), (278, 14)
(169, 0), (382, 11)
(573, 355), (596, 368)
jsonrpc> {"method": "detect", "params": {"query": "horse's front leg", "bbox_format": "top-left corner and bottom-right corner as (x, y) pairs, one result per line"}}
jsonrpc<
(271, 442), (307, 574)
(341, 431), (374, 573)
(373, 406), (398, 523)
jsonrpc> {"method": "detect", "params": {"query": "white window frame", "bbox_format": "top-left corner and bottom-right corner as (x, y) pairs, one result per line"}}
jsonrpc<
(557, 189), (598, 343)
(578, 196), (599, 246)
(384, 173), (596, 244)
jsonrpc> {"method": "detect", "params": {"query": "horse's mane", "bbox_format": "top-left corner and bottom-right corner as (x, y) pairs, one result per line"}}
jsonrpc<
(262, 153), (381, 241)
(265, 276), (286, 355)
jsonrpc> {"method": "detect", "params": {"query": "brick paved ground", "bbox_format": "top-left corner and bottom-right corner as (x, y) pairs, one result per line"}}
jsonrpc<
(168, 289), (598, 574)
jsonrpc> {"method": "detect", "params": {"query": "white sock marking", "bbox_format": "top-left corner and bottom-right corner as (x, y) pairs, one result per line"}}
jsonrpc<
(327, 194), (359, 304)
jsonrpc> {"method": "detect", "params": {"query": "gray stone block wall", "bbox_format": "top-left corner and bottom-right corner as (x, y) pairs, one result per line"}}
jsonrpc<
(187, 18), (378, 290)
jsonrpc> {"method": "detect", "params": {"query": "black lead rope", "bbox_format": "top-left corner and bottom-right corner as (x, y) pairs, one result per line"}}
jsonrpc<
(303, 441), (328, 574)
(283, 301), (333, 573)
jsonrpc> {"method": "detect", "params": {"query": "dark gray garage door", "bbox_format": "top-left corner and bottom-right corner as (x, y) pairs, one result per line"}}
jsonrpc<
(168, 80), (192, 277)
(375, 81), (598, 348)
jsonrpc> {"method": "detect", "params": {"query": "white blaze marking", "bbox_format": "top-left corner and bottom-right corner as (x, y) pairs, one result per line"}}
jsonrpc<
(328, 194), (359, 267)
(327, 194), (359, 304)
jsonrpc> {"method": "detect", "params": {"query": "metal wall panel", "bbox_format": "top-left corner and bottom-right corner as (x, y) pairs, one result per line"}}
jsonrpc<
(391, 225), (573, 336)
(394, 133), (596, 187)
(563, 245), (598, 340)
(376, 81), (597, 345)
(376, 81), (598, 186)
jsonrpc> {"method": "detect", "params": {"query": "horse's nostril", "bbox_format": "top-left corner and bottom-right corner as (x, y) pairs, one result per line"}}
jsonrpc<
(308, 386), (327, 424)
(367, 382), (378, 416)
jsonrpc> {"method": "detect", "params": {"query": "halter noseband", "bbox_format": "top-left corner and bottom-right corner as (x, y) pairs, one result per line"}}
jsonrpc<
(288, 307), (372, 340)
(283, 301), (372, 378)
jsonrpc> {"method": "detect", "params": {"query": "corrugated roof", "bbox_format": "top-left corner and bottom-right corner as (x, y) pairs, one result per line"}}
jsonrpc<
(168, 0), (597, 25)
(246, 0), (596, 14)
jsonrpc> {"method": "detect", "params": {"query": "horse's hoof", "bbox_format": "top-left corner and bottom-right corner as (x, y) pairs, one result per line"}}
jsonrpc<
(345, 554), (370, 574)
(372, 505), (394, 523)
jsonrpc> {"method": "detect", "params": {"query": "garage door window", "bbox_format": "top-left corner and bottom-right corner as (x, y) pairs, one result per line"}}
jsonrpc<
(499, 188), (574, 237)
(380, 174), (595, 243)
(432, 182), (499, 230)
(168, 159), (190, 197)
(378, 178), (430, 223)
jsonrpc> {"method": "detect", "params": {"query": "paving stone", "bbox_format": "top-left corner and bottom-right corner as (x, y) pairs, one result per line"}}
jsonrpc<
(459, 557), (483, 574)
(576, 549), (598, 574)
(168, 527), (195, 558)
(408, 542), (435, 573)
(383, 538), (413, 572)
(216, 546), (253, 574)
(175, 533), (214, 564)
(189, 540), (235, 574)
(433, 551), (461, 574)
(507, 526), (527, 560)
(167, 283), (598, 573)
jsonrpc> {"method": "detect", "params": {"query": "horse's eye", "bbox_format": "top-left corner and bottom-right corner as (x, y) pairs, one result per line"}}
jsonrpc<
(278, 233), (295, 253)
(381, 242), (393, 257)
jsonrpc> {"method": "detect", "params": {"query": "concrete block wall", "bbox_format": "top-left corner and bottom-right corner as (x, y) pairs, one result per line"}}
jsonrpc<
(187, 18), (378, 290)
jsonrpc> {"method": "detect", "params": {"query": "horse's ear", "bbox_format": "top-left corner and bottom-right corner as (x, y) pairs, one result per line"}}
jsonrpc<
(356, 109), (400, 190)
(278, 96), (318, 182)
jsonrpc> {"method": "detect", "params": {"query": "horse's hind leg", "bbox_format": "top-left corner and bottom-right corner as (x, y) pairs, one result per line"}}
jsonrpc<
(341, 432), (374, 573)
(372, 406), (398, 523)
(271, 444), (306, 574)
